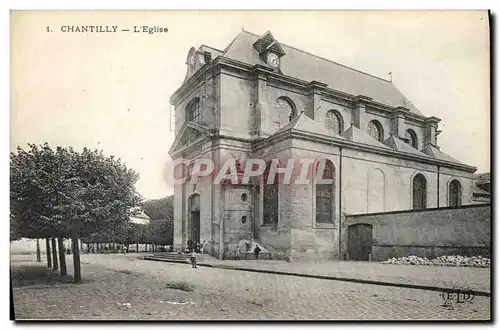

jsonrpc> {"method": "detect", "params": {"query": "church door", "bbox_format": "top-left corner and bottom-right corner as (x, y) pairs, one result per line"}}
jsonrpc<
(190, 211), (200, 243)
(347, 224), (373, 261)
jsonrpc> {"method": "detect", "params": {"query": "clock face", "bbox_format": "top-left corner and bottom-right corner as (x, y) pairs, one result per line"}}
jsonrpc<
(267, 52), (280, 67)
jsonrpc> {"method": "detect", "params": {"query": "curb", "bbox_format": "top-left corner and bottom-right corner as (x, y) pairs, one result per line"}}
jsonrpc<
(143, 257), (490, 297)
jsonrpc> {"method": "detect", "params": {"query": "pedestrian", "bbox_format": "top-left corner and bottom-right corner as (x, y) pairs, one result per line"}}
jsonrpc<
(123, 246), (128, 255)
(190, 249), (197, 268)
(169, 245), (174, 252)
(200, 241), (204, 254)
(236, 246), (241, 260)
(254, 245), (261, 259)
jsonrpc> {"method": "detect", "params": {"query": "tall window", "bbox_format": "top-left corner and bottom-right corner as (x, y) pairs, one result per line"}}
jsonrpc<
(449, 180), (462, 207)
(405, 129), (418, 149)
(185, 98), (200, 122)
(272, 97), (294, 132)
(412, 174), (427, 210)
(263, 161), (279, 225)
(368, 120), (384, 142)
(315, 159), (335, 223)
(325, 110), (344, 135)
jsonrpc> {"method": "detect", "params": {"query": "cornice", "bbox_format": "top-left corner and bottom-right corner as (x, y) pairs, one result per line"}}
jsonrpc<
(252, 127), (476, 173)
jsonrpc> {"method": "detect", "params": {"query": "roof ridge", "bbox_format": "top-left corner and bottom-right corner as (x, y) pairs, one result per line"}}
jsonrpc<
(237, 30), (392, 83)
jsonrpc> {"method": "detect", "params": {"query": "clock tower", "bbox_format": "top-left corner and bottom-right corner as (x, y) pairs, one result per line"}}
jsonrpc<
(252, 31), (286, 71)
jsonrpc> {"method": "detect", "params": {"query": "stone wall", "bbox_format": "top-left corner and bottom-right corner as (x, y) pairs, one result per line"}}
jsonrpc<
(341, 204), (491, 261)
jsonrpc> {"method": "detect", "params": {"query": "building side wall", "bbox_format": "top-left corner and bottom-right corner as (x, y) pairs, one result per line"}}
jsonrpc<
(341, 204), (491, 261)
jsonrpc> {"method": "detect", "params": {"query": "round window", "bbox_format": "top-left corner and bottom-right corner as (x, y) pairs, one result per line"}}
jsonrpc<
(241, 193), (248, 202)
(241, 215), (247, 224)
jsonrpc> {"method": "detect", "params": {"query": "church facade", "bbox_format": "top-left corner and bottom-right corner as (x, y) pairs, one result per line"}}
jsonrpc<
(169, 30), (478, 260)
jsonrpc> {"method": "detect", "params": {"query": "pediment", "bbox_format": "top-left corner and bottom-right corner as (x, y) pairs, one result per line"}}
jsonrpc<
(168, 121), (209, 157)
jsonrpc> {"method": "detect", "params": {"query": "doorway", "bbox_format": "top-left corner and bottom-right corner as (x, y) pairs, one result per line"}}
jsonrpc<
(347, 224), (373, 261)
(190, 211), (200, 243)
(188, 194), (201, 244)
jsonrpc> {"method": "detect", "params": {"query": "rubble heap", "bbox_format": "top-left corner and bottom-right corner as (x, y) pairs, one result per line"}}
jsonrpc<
(381, 255), (490, 268)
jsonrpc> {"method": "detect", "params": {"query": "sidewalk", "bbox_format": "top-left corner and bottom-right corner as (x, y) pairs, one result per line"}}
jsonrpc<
(145, 255), (491, 296)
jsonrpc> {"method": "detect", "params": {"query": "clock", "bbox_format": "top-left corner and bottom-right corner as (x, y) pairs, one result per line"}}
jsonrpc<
(267, 52), (280, 68)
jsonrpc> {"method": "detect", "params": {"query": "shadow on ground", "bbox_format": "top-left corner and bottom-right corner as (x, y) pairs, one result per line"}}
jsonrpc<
(11, 264), (74, 287)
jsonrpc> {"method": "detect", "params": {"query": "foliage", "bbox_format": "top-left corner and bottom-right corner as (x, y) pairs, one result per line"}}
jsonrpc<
(10, 143), (142, 239)
(142, 196), (173, 220)
(142, 196), (174, 245)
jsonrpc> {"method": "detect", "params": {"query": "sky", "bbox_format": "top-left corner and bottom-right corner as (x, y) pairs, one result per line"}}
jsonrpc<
(10, 10), (490, 200)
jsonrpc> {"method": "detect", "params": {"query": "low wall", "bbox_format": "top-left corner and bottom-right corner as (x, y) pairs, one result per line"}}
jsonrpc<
(341, 204), (491, 261)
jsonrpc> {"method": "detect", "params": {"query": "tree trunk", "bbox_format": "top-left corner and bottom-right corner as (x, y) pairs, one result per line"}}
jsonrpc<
(136, 242), (139, 253)
(51, 238), (58, 270)
(80, 239), (83, 251)
(57, 237), (67, 276)
(112, 242), (115, 250)
(45, 237), (52, 268)
(36, 239), (41, 262)
(72, 233), (81, 283)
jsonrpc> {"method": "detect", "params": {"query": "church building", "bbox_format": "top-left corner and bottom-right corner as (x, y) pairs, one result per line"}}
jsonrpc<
(169, 30), (478, 260)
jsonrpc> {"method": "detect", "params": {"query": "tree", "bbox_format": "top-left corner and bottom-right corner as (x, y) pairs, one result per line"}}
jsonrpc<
(142, 196), (174, 220)
(10, 143), (142, 282)
(142, 196), (174, 249)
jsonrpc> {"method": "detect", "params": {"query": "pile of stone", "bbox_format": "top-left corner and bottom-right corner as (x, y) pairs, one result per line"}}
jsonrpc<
(381, 255), (490, 268)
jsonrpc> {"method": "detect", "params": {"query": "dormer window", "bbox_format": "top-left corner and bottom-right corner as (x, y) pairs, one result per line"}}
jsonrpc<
(253, 31), (286, 70)
(186, 98), (200, 122)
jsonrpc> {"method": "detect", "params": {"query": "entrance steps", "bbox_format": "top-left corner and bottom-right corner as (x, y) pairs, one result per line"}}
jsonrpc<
(144, 252), (218, 264)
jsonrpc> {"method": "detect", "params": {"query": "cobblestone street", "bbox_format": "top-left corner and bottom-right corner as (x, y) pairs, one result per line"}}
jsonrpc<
(11, 254), (491, 320)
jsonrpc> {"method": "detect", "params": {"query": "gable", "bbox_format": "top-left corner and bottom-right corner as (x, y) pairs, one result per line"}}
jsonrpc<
(383, 135), (430, 158)
(168, 121), (209, 157)
(341, 125), (392, 150)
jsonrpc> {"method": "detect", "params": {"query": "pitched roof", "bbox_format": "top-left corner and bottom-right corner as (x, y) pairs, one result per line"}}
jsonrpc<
(341, 125), (392, 150)
(273, 111), (342, 138)
(222, 30), (423, 115)
(421, 144), (465, 165)
(383, 135), (431, 158)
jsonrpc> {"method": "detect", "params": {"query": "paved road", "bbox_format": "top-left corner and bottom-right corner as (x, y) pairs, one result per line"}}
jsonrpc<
(11, 254), (490, 320)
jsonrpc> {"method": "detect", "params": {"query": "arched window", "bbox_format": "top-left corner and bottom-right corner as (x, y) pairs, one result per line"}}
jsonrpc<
(263, 161), (279, 225)
(449, 180), (462, 207)
(185, 98), (200, 122)
(405, 129), (418, 149)
(367, 120), (384, 142)
(325, 110), (344, 135)
(315, 159), (335, 223)
(272, 97), (295, 132)
(412, 173), (427, 210)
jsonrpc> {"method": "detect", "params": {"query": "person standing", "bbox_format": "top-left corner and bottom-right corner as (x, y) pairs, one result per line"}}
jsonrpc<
(254, 245), (261, 259)
(190, 249), (197, 268)
(235, 246), (241, 260)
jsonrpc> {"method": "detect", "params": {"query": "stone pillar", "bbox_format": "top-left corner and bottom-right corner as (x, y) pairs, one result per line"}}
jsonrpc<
(390, 107), (408, 138)
(306, 81), (328, 120)
(424, 117), (441, 147)
(252, 67), (271, 138)
(352, 95), (372, 129)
